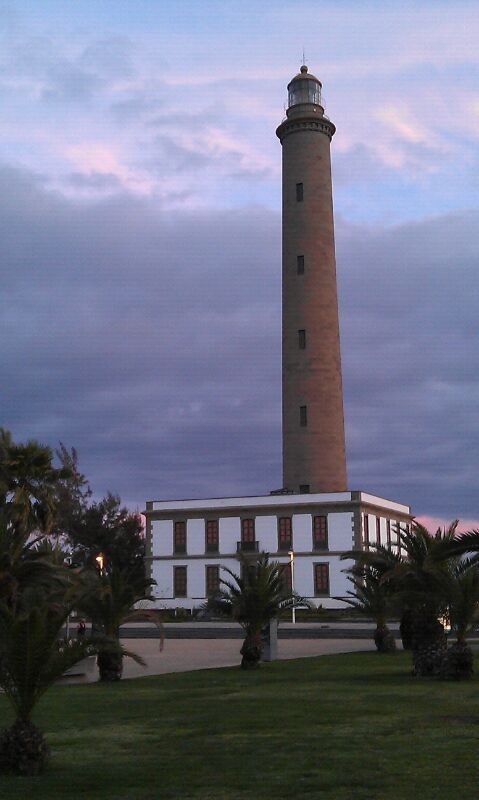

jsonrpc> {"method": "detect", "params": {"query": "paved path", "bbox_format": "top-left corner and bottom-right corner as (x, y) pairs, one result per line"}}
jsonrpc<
(113, 637), (377, 681)
(62, 637), (377, 684)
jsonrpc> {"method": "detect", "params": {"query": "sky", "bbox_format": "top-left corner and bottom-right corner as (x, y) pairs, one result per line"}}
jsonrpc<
(1, 1), (478, 528)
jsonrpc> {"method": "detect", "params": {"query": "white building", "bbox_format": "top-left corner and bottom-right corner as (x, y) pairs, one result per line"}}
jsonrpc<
(144, 491), (411, 609)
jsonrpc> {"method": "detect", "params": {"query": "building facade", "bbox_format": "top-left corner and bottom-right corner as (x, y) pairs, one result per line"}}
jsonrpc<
(144, 492), (411, 609)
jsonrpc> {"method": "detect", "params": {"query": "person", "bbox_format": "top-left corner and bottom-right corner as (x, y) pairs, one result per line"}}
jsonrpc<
(77, 619), (86, 639)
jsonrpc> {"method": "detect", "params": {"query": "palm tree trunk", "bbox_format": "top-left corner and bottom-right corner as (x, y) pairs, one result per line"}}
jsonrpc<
(240, 631), (262, 669)
(97, 640), (123, 681)
(399, 608), (414, 650)
(411, 608), (447, 676)
(0, 718), (50, 775)
(374, 624), (397, 653)
(439, 640), (474, 680)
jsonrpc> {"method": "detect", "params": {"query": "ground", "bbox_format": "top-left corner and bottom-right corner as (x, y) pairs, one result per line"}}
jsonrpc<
(1, 650), (479, 799)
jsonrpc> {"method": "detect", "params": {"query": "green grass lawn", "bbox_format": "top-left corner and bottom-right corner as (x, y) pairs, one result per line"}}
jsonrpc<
(1, 651), (479, 799)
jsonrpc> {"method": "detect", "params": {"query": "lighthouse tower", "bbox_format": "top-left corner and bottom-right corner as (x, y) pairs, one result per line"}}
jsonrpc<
(144, 64), (413, 613)
(276, 65), (347, 494)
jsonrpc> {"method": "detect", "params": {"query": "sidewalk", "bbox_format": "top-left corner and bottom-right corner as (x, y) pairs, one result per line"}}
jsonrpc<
(113, 636), (377, 681)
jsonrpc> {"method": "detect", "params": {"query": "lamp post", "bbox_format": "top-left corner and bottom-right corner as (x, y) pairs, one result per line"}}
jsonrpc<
(288, 550), (295, 624)
(95, 553), (104, 574)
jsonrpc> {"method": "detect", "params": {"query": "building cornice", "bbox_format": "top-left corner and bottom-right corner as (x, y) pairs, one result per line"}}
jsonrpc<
(276, 115), (336, 143)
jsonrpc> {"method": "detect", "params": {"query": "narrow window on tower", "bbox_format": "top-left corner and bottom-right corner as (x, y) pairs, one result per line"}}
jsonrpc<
(296, 182), (304, 202)
(300, 405), (307, 427)
(297, 255), (305, 274)
(298, 329), (306, 349)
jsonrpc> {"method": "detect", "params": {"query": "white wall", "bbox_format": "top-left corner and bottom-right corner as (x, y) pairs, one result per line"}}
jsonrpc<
(187, 519), (204, 555)
(292, 514), (311, 550)
(219, 517), (240, 554)
(152, 520), (173, 556)
(328, 513), (354, 551)
(151, 553), (352, 610)
(256, 515), (277, 552)
(152, 557), (239, 608)
(148, 500), (409, 609)
(151, 491), (352, 512)
(330, 556), (352, 599)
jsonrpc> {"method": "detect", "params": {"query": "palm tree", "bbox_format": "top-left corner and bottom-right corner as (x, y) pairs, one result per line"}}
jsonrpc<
(439, 557), (479, 679)
(78, 563), (157, 681)
(207, 553), (310, 669)
(0, 510), (68, 612)
(391, 523), (459, 676)
(0, 586), (95, 775)
(342, 522), (459, 675)
(342, 566), (397, 653)
(0, 429), (70, 536)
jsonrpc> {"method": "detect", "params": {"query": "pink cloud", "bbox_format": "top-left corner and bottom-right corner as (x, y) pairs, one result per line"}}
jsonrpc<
(415, 515), (479, 534)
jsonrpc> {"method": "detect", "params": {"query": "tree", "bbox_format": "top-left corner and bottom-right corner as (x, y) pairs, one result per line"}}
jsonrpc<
(433, 532), (479, 680)
(65, 493), (146, 576)
(77, 562), (157, 681)
(207, 553), (309, 669)
(0, 584), (94, 775)
(0, 511), (67, 612)
(52, 443), (92, 539)
(439, 559), (479, 679)
(342, 566), (397, 653)
(342, 522), (459, 676)
(59, 493), (153, 680)
(390, 523), (459, 676)
(0, 428), (70, 536)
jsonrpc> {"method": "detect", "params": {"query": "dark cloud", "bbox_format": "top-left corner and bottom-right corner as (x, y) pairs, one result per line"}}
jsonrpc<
(78, 37), (134, 80)
(2, 33), (136, 104)
(67, 171), (122, 189)
(333, 144), (399, 185)
(1, 165), (478, 521)
(149, 135), (212, 173)
(337, 210), (479, 517)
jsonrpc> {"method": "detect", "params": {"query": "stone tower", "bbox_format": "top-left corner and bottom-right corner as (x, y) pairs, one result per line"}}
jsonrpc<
(276, 65), (347, 493)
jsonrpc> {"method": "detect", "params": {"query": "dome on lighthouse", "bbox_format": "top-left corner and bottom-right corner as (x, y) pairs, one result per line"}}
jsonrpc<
(287, 65), (322, 108)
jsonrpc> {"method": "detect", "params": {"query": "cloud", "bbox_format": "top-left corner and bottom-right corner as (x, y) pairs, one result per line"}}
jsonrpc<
(63, 142), (154, 194)
(0, 7), (476, 218)
(416, 516), (479, 533)
(1, 2), (478, 521)
(67, 171), (122, 189)
(1, 165), (478, 522)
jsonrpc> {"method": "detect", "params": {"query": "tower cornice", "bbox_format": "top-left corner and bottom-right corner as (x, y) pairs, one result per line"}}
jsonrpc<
(276, 116), (336, 143)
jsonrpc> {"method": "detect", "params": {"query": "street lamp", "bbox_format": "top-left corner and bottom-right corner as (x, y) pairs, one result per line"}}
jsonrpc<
(95, 553), (104, 574)
(288, 550), (295, 624)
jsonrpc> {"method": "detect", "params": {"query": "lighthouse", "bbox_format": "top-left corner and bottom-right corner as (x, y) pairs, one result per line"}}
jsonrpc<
(276, 65), (347, 494)
(144, 65), (412, 613)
